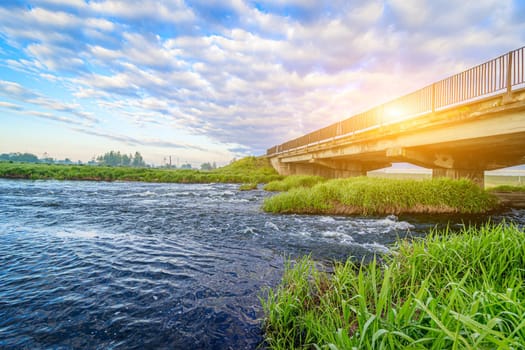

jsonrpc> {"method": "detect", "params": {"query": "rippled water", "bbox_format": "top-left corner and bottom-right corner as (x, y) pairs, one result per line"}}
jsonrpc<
(0, 179), (523, 349)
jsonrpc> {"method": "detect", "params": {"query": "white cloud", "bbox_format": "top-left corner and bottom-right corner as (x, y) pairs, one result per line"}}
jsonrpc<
(26, 43), (85, 70)
(0, 80), (97, 123)
(85, 18), (115, 32)
(26, 110), (79, 125)
(0, 101), (23, 110)
(34, 0), (87, 8)
(89, 0), (196, 23)
(0, 80), (39, 99)
(72, 127), (208, 151)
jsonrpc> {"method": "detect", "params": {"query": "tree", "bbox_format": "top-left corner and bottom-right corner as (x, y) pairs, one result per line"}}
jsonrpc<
(95, 150), (145, 167)
(200, 162), (213, 171)
(132, 151), (145, 167)
(122, 154), (131, 166)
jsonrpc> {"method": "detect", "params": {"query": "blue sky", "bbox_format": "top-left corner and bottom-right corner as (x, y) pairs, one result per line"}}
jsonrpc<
(0, 0), (524, 166)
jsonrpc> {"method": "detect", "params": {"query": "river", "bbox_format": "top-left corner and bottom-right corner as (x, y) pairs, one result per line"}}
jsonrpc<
(0, 179), (523, 349)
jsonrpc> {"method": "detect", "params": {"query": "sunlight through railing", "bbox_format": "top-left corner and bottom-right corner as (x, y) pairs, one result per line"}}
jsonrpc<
(267, 46), (525, 156)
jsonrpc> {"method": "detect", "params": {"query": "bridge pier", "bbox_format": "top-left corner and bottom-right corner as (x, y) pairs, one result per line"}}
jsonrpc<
(432, 168), (485, 188)
(386, 147), (486, 187)
(272, 149), (490, 187)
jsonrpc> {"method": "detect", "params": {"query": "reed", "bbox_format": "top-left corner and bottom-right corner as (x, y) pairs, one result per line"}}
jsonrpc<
(263, 177), (497, 215)
(261, 223), (525, 349)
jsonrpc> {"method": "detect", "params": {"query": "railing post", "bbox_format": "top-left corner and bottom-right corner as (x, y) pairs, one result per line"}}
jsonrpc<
(507, 50), (513, 95)
(431, 83), (436, 113)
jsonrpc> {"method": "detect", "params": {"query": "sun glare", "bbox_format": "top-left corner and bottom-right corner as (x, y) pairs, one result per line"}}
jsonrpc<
(384, 106), (405, 121)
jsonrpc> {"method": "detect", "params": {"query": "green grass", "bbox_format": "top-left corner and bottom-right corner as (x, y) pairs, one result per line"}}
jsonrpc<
(485, 175), (525, 188)
(0, 156), (282, 184)
(368, 171), (432, 181)
(239, 182), (258, 191)
(263, 177), (497, 215)
(261, 223), (525, 349)
(489, 185), (525, 193)
(368, 172), (525, 189)
(264, 175), (327, 191)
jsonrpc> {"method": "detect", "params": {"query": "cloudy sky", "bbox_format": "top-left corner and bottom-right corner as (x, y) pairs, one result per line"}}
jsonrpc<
(0, 0), (524, 166)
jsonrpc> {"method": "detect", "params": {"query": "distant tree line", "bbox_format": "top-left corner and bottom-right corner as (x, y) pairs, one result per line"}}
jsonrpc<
(0, 152), (76, 164)
(0, 151), (147, 167)
(0, 153), (40, 163)
(1, 151), (219, 170)
(200, 162), (217, 171)
(96, 151), (146, 167)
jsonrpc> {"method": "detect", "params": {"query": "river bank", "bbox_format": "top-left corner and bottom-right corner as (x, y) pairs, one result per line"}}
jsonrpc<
(0, 157), (281, 184)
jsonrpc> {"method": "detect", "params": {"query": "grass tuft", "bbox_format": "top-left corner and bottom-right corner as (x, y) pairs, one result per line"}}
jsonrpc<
(261, 223), (525, 349)
(239, 182), (258, 191)
(263, 177), (497, 215)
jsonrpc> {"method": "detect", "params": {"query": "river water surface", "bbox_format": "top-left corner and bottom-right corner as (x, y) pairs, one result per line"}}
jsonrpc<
(1, 179), (523, 349)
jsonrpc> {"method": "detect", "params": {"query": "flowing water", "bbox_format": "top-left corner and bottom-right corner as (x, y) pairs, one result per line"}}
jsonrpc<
(0, 179), (523, 349)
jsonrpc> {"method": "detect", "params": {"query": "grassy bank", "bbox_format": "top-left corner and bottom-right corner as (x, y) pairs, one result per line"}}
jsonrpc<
(263, 177), (497, 215)
(0, 156), (282, 184)
(262, 223), (525, 349)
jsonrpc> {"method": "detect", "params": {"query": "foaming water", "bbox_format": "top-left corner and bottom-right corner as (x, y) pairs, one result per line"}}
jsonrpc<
(0, 179), (523, 349)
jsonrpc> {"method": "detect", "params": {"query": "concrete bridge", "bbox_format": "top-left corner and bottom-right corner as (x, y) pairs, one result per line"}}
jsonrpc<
(266, 46), (525, 187)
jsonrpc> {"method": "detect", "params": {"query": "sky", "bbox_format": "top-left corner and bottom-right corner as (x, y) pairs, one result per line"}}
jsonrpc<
(0, 1), (524, 167)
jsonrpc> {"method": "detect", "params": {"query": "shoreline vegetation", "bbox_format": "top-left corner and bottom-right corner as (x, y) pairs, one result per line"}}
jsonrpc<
(0, 157), (282, 184)
(263, 176), (498, 215)
(261, 223), (525, 349)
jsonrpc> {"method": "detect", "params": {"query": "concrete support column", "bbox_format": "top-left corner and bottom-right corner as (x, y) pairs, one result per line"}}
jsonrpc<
(432, 168), (485, 188)
(269, 157), (295, 176)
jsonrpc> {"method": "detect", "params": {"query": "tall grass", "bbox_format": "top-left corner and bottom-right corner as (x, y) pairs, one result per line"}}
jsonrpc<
(263, 177), (497, 215)
(0, 156), (282, 184)
(261, 223), (525, 349)
(264, 175), (326, 191)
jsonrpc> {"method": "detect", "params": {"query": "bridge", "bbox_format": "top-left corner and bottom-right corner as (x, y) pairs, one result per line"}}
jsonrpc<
(266, 46), (525, 187)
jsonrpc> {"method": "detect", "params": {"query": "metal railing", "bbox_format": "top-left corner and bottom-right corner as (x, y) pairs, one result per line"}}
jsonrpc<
(267, 46), (525, 156)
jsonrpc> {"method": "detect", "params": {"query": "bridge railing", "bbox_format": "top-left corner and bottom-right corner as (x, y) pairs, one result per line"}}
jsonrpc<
(434, 52), (508, 109)
(267, 46), (525, 156)
(513, 46), (525, 88)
